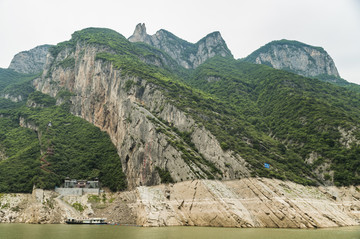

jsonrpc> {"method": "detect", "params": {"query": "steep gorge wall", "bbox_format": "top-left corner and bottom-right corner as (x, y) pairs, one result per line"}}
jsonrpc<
(33, 43), (249, 189)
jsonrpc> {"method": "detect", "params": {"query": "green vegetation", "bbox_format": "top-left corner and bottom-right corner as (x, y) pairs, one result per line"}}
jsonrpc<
(312, 74), (360, 92)
(0, 72), (127, 193)
(156, 167), (174, 184)
(124, 80), (135, 92)
(0, 68), (27, 91)
(27, 91), (56, 107)
(0, 68), (39, 100)
(72, 202), (85, 212)
(11, 205), (21, 212)
(187, 56), (360, 185)
(147, 114), (222, 179)
(57, 57), (75, 69)
(88, 195), (101, 203)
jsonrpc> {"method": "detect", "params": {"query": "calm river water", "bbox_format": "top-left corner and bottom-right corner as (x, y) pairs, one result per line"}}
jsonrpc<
(0, 224), (359, 239)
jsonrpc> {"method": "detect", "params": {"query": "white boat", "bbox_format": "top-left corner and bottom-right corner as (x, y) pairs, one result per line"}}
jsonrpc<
(65, 218), (107, 225)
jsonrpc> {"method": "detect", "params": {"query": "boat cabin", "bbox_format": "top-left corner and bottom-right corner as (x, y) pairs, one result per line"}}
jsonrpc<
(66, 218), (107, 224)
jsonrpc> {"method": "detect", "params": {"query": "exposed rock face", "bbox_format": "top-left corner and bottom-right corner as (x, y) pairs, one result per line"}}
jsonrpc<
(129, 23), (233, 69)
(2, 94), (23, 102)
(33, 41), (248, 189)
(0, 188), (135, 224)
(134, 179), (360, 228)
(0, 189), (64, 223)
(244, 40), (340, 79)
(128, 23), (152, 44)
(9, 45), (52, 74)
(1, 179), (360, 228)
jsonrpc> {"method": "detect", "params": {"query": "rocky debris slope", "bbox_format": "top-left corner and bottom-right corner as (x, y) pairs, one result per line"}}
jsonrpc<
(1, 178), (359, 228)
(8, 45), (52, 74)
(128, 23), (233, 68)
(34, 40), (248, 189)
(0, 189), (64, 223)
(244, 40), (340, 80)
(0, 188), (136, 224)
(88, 191), (137, 224)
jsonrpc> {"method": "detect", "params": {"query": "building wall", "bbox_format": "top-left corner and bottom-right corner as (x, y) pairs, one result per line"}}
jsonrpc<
(83, 188), (100, 194)
(55, 188), (100, 196)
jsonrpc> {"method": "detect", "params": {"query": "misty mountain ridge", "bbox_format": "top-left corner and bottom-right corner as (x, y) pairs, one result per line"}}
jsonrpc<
(128, 23), (233, 69)
(9, 24), (357, 90)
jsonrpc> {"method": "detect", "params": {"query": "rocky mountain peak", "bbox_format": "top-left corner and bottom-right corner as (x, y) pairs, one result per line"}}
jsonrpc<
(128, 23), (233, 69)
(128, 23), (151, 44)
(198, 31), (224, 49)
(134, 23), (147, 35)
(203, 31), (222, 40)
(244, 39), (340, 80)
(8, 44), (52, 74)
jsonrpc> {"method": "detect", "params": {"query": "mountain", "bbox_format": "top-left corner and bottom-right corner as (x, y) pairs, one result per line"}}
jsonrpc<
(128, 23), (233, 68)
(189, 56), (360, 185)
(8, 45), (52, 74)
(34, 28), (248, 189)
(34, 27), (360, 188)
(1, 26), (360, 194)
(244, 39), (339, 77)
(244, 40), (345, 80)
(244, 40), (360, 91)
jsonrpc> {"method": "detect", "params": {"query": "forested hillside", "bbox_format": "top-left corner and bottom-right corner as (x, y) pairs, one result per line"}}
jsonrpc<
(189, 56), (360, 185)
(0, 69), (126, 193)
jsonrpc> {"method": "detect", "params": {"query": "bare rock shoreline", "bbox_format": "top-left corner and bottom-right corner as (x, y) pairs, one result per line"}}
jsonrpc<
(1, 178), (360, 228)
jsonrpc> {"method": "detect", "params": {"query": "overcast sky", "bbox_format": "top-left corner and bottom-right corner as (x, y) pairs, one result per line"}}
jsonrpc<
(1, 0), (359, 84)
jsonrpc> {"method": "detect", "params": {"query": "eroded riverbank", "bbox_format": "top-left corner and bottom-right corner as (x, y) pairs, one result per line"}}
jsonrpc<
(1, 178), (360, 228)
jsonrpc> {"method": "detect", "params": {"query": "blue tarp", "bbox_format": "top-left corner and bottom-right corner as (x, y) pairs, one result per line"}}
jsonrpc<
(264, 163), (270, 169)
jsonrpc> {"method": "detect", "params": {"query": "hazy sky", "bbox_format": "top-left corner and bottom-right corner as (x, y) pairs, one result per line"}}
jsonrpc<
(1, 0), (359, 83)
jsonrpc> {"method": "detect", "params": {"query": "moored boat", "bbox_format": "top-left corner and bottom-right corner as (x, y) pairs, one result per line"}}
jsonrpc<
(65, 218), (107, 224)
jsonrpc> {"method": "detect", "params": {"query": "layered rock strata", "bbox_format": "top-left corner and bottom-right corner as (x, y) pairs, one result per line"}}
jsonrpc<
(1, 179), (360, 228)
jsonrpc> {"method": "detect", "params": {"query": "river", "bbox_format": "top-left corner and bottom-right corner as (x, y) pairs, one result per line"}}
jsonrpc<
(0, 224), (359, 239)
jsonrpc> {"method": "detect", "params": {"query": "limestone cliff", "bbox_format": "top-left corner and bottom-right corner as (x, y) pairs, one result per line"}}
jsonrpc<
(9, 45), (52, 74)
(33, 34), (248, 189)
(128, 23), (233, 69)
(244, 40), (340, 80)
